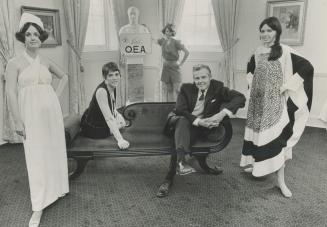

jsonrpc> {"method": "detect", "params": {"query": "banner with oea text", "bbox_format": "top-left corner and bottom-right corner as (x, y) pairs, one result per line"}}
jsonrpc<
(119, 33), (152, 56)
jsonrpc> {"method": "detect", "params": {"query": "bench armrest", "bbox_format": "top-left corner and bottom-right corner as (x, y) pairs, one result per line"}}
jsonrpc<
(64, 114), (81, 147)
(212, 118), (233, 152)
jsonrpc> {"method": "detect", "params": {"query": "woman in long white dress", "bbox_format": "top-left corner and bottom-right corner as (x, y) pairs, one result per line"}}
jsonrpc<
(5, 13), (69, 227)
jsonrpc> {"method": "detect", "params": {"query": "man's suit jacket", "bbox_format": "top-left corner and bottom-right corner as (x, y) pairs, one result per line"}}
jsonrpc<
(173, 79), (246, 123)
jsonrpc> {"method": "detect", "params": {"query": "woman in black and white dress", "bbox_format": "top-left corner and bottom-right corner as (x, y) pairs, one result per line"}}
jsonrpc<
(240, 17), (314, 197)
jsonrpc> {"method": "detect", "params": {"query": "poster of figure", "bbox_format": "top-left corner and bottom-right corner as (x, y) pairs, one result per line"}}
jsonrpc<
(267, 0), (307, 45)
(38, 15), (55, 43)
(21, 6), (62, 47)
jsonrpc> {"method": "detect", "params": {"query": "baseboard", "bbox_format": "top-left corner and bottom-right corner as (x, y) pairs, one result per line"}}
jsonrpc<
(307, 117), (327, 128)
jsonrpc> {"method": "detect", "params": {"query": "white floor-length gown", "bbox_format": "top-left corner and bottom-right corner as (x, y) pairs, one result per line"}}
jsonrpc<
(18, 52), (69, 211)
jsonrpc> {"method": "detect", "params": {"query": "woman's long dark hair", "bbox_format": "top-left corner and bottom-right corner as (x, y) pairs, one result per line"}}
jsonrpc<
(259, 17), (282, 61)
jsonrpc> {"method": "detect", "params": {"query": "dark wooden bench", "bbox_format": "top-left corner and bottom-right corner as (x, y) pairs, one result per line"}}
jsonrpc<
(64, 102), (233, 196)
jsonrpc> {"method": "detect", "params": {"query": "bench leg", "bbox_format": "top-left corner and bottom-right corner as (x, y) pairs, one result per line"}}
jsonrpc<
(156, 153), (177, 198)
(196, 155), (223, 175)
(69, 157), (92, 180)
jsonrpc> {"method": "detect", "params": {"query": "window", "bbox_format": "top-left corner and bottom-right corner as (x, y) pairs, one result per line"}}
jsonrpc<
(84, 0), (118, 51)
(179, 0), (221, 52)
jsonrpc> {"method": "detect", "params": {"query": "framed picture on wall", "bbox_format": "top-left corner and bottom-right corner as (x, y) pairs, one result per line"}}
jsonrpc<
(21, 6), (62, 47)
(267, 0), (307, 45)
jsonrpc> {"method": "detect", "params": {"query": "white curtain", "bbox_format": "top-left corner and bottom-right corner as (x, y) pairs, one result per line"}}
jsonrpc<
(211, 0), (239, 88)
(157, 0), (185, 101)
(110, 0), (127, 107)
(160, 0), (185, 30)
(110, 0), (127, 32)
(63, 0), (90, 114)
(0, 0), (22, 143)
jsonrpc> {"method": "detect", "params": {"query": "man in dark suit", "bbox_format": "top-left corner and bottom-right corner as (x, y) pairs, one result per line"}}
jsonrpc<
(167, 64), (246, 175)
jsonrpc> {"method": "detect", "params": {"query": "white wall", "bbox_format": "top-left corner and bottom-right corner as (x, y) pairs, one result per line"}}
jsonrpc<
(298, 0), (327, 127)
(0, 65), (5, 144)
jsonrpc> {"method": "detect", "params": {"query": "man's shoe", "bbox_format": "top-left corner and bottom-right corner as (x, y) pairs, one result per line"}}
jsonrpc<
(209, 166), (223, 175)
(176, 162), (196, 175)
(156, 181), (171, 198)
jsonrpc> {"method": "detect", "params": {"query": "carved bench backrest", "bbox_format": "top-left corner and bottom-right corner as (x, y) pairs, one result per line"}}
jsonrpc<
(122, 102), (175, 131)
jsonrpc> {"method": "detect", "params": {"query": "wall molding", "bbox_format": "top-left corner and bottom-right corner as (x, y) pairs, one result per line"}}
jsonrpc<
(235, 69), (246, 74)
(314, 73), (327, 78)
(143, 65), (160, 71)
(186, 59), (220, 63)
(82, 50), (119, 62)
(307, 116), (327, 128)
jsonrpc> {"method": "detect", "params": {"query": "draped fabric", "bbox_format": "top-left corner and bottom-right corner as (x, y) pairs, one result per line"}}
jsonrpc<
(160, 0), (185, 31)
(63, 0), (90, 114)
(240, 45), (314, 177)
(110, 0), (127, 107)
(157, 0), (185, 101)
(18, 53), (69, 211)
(211, 0), (239, 88)
(110, 0), (127, 33)
(0, 0), (22, 143)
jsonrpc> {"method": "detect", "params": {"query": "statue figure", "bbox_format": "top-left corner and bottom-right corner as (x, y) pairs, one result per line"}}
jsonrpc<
(119, 6), (150, 35)
(118, 6), (150, 104)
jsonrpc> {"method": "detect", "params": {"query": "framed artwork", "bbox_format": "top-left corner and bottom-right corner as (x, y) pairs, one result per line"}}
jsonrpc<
(21, 6), (62, 47)
(266, 0), (307, 45)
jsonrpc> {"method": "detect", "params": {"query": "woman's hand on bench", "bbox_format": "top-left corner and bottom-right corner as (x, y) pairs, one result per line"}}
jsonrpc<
(118, 139), (130, 150)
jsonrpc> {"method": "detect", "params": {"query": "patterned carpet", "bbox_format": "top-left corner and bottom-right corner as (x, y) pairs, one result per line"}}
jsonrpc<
(0, 119), (326, 227)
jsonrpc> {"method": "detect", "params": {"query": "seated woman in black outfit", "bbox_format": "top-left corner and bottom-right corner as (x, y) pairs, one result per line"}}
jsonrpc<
(81, 62), (129, 149)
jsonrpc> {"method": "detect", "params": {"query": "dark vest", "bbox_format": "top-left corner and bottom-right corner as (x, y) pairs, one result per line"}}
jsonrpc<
(81, 82), (116, 138)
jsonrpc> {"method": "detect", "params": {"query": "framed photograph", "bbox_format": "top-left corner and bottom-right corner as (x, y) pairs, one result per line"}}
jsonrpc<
(266, 0), (307, 45)
(21, 6), (62, 47)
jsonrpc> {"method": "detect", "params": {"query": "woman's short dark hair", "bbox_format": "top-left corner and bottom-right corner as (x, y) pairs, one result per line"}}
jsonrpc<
(161, 23), (176, 36)
(15, 22), (49, 43)
(102, 62), (120, 79)
(259, 17), (283, 61)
